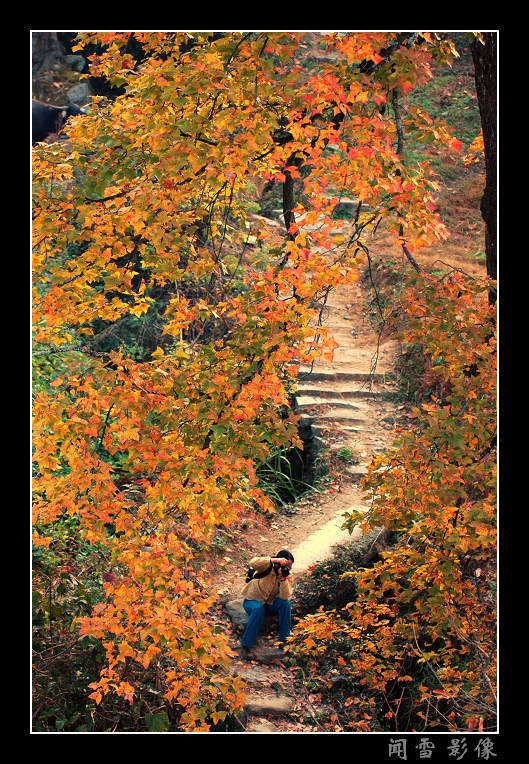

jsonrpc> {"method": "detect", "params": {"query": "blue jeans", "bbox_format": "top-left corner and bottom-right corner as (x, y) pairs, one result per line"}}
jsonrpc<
(241, 598), (292, 649)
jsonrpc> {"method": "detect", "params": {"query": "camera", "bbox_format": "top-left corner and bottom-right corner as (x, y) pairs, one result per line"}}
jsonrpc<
(273, 562), (290, 577)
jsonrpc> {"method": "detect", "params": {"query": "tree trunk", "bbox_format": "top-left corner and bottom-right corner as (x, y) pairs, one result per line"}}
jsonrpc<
(32, 32), (65, 75)
(471, 33), (497, 305)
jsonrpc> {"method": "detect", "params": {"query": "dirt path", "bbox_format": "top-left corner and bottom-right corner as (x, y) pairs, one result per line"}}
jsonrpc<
(203, 234), (400, 589)
(200, 228), (405, 731)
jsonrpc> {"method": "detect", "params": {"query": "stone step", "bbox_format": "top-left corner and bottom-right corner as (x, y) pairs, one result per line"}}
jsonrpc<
(296, 383), (388, 397)
(301, 409), (368, 426)
(304, 423), (366, 438)
(295, 395), (368, 411)
(306, 367), (395, 380)
(311, 422), (388, 440)
(298, 367), (395, 384)
(312, 434), (389, 455)
(237, 665), (273, 686)
(325, 443), (371, 467)
(311, 426), (364, 443)
(307, 316), (362, 330)
(318, 310), (364, 321)
(322, 351), (395, 371)
(297, 386), (389, 401)
(244, 692), (295, 717)
(344, 464), (369, 480)
(246, 719), (281, 732)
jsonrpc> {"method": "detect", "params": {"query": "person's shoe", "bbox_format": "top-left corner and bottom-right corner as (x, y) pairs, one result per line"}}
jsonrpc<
(238, 645), (252, 660)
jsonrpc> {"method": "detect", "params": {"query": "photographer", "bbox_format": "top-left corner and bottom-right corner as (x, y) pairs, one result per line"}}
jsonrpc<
(239, 550), (294, 660)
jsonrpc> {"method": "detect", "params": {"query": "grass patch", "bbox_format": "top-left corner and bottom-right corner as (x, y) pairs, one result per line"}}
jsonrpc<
(256, 446), (312, 508)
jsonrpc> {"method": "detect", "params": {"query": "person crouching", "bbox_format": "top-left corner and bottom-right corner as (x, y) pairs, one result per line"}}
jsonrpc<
(239, 550), (294, 660)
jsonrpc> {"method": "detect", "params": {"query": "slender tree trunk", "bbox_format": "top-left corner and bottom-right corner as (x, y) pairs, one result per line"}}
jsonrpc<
(282, 168), (296, 237)
(471, 33), (497, 305)
(391, 87), (421, 273)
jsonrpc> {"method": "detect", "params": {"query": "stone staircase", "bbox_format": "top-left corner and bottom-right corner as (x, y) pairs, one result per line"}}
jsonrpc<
(295, 292), (398, 467)
(285, 340), (398, 572)
(296, 363), (397, 476)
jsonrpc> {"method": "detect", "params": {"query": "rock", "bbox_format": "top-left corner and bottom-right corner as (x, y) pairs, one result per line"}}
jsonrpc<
(237, 665), (272, 684)
(225, 599), (279, 635)
(224, 599), (248, 628)
(333, 200), (357, 217)
(246, 718), (280, 732)
(350, 524), (364, 540)
(290, 512), (358, 571)
(251, 214), (282, 229)
(66, 81), (93, 105)
(253, 645), (286, 663)
(64, 54), (86, 73)
(244, 692), (295, 716)
(345, 465), (368, 481)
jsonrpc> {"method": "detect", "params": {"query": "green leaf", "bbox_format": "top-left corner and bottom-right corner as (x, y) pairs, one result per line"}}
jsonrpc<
(145, 711), (170, 732)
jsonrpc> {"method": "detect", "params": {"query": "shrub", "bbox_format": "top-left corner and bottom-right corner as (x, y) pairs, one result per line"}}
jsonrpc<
(292, 528), (391, 618)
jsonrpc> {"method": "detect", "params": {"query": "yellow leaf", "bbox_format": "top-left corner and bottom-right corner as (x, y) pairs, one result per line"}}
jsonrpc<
(118, 641), (135, 661)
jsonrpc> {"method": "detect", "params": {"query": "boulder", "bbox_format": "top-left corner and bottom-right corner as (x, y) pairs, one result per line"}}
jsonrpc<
(64, 54), (86, 73)
(66, 81), (93, 105)
(224, 599), (279, 634)
(224, 599), (248, 628)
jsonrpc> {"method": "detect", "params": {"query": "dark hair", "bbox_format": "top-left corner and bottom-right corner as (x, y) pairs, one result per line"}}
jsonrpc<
(275, 549), (294, 563)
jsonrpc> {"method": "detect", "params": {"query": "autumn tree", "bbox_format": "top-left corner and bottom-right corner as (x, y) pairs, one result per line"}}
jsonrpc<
(32, 31), (468, 731)
(288, 271), (496, 732)
(471, 32), (497, 304)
